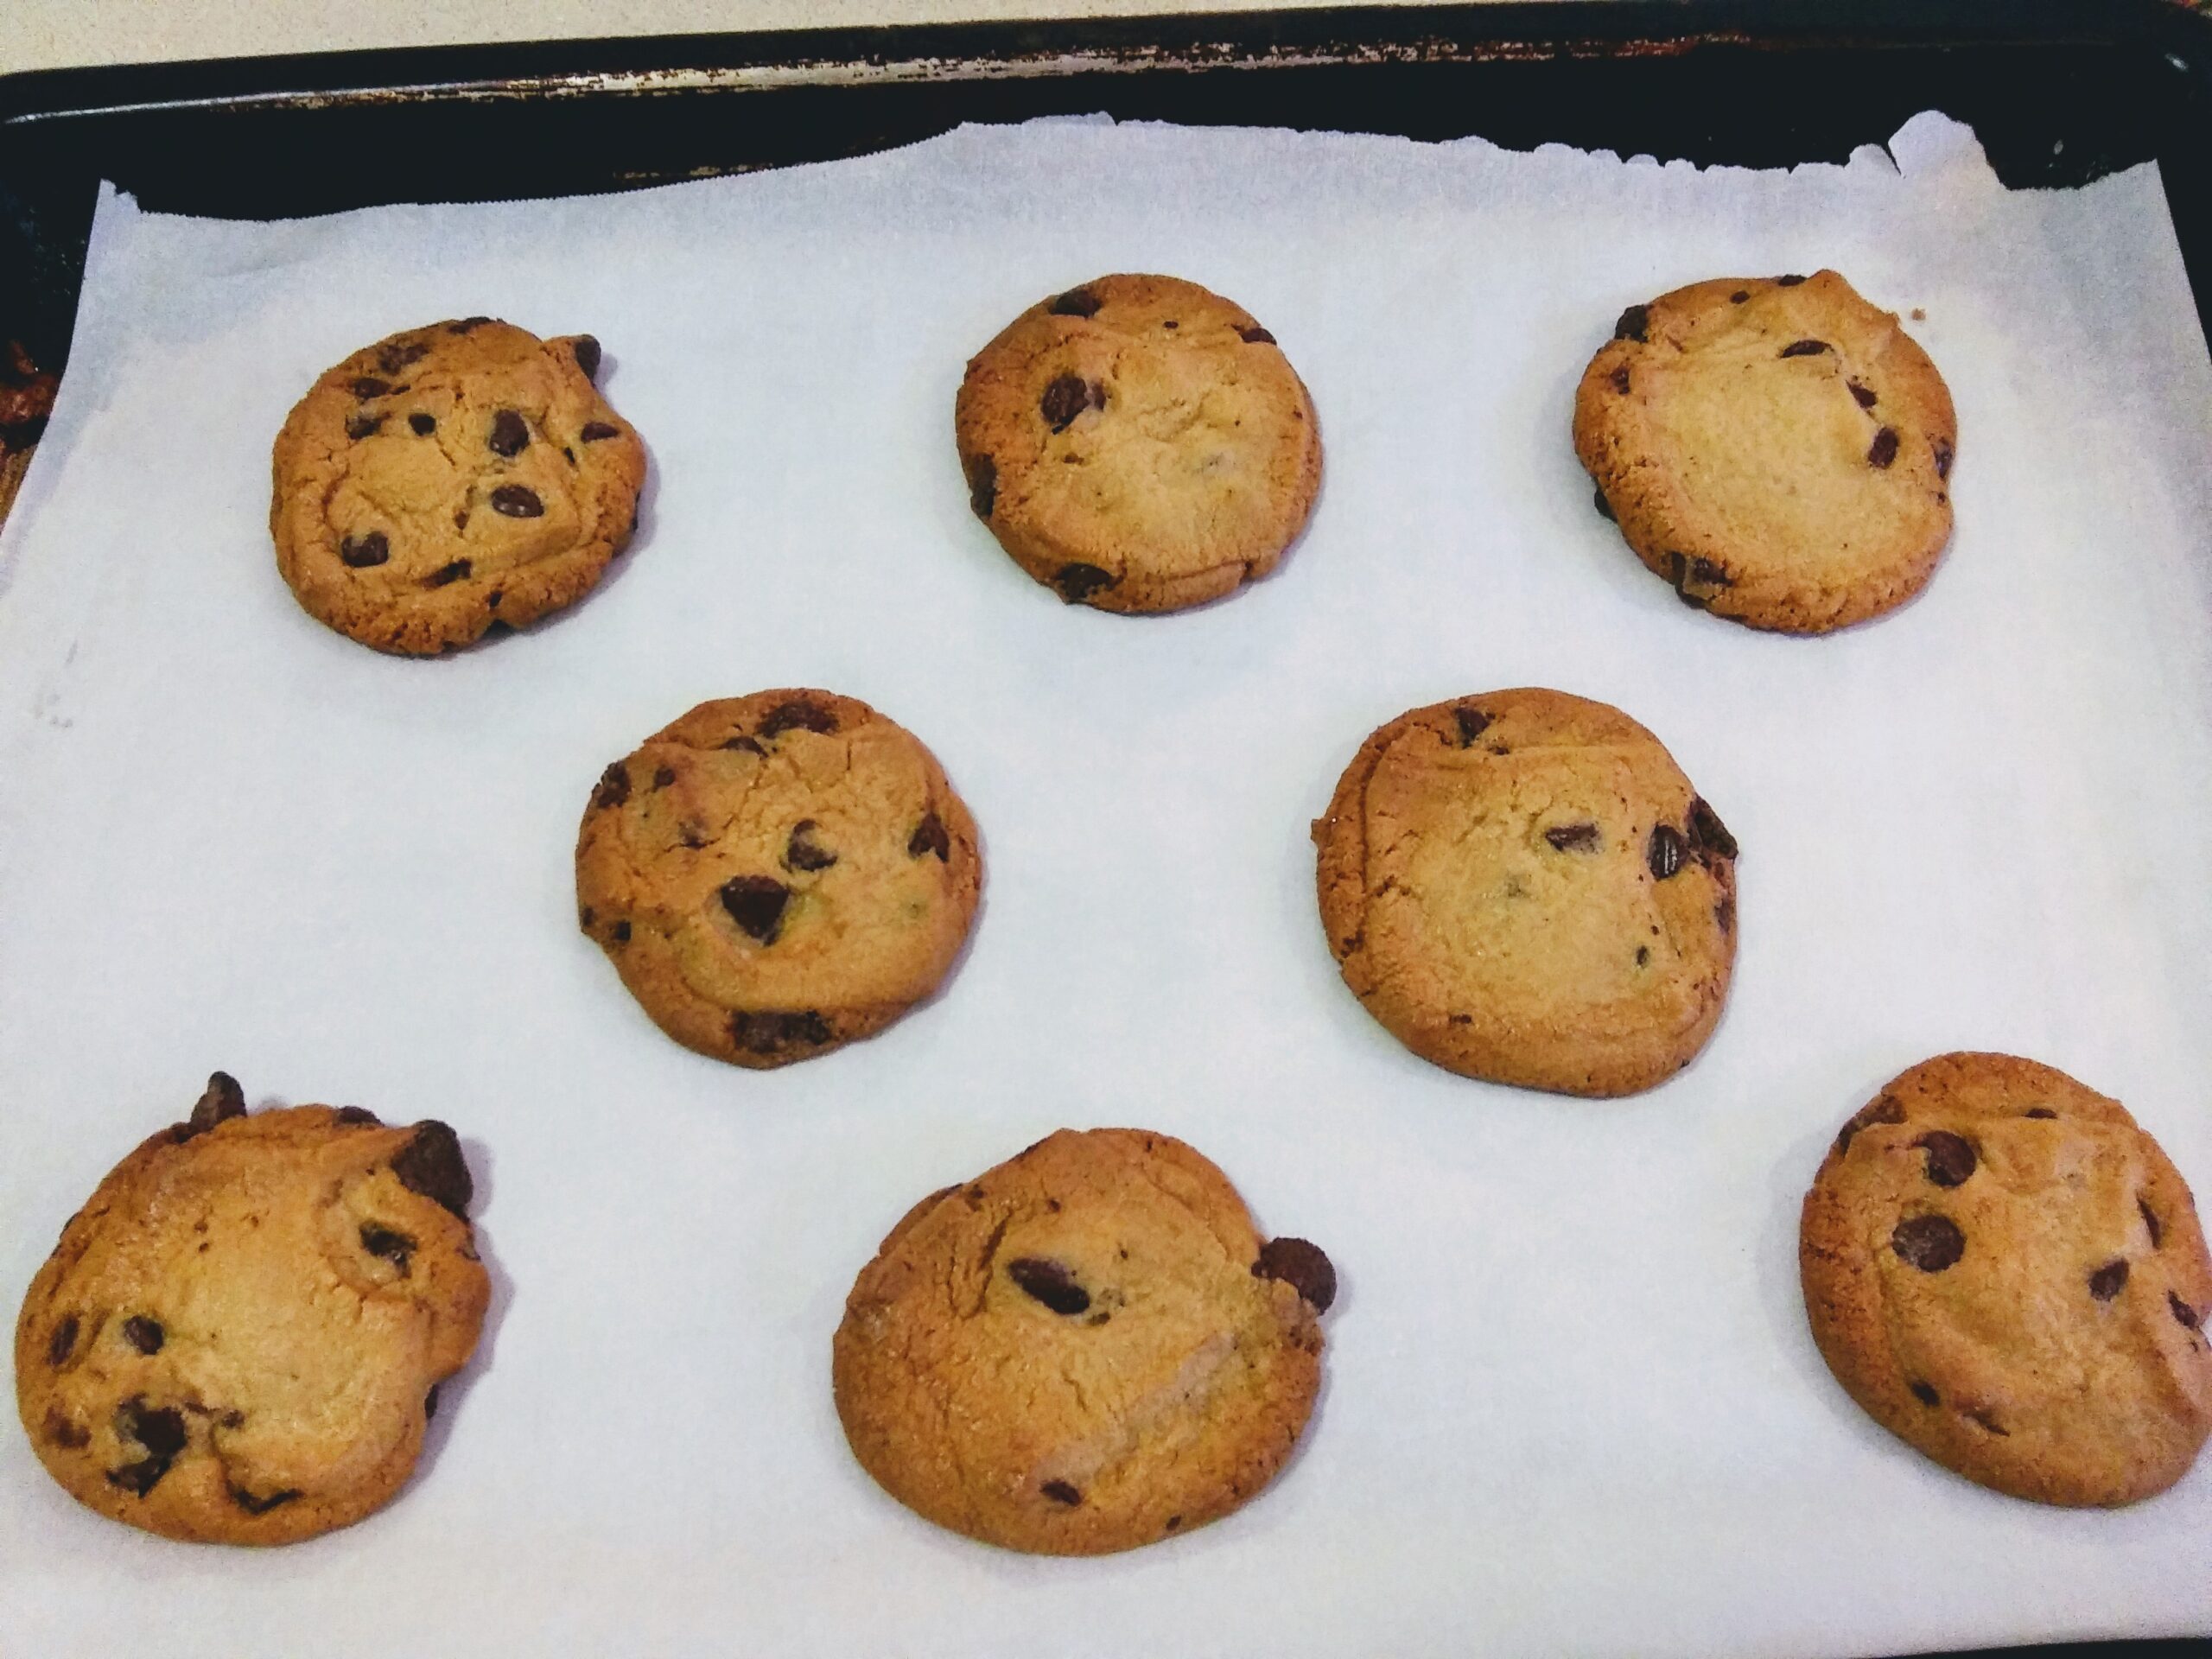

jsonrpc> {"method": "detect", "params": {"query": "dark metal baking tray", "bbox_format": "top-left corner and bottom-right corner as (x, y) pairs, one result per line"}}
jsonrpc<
(2, 4), (2209, 1654)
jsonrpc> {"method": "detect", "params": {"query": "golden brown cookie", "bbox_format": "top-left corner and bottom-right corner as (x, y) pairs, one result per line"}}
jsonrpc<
(832, 1128), (1333, 1554)
(1573, 271), (1955, 632)
(13, 1075), (490, 1544)
(1801, 1053), (2212, 1506)
(1313, 688), (1738, 1096)
(954, 274), (1322, 613)
(575, 690), (982, 1069)
(270, 317), (647, 653)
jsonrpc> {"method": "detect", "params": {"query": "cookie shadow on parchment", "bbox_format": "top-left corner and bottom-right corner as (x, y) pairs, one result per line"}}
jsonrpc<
(404, 1132), (510, 1487)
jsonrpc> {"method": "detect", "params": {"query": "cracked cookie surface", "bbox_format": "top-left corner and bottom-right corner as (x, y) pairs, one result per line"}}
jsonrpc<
(1313, 688), (1737, 1096)
(1801, 1052), (2212, 1506)
(574, 689), (982, 1069)
(270, 317), (647, 653)
(832, 1128), (1332, 1554)
(954, 274), (1322, 614)
(1573, 270), (1955, 632)
(13, 1075), (489, 1544)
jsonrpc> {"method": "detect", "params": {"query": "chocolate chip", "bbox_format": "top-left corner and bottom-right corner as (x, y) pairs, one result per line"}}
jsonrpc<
(2088, 1259), (2130, 1301)
(424, 1386), (441, 1421)
(44, 1408), (88, 1448)
(594, 763), (631, 810)
(122, 1316), (164, 1355)
(0, 416), (49, 450)
(448, 316), (493, 334)
(782, 819), (838, 872)
(1891, 1214), (1964, 1272)
(1545, 823), (1601, 853)
(1635, 945), (1650, 966)
(1254, 1237), (1337, 1313)
(1778, 340), (1830, 358)
(721, 875), (791, 944)
(1729, 289), (1750, 304)
(1932, 436), (1954, 480)
(1836, 1096), (1907, 1157)
(964, 452), (997, 518)
(2024, 1107), (2056, 1120)
(908, 810), (951, 861)
(1867, 427), (1899, 468)
(611, 920), (631, 943)
(485, 594), (505, 614)
(1007, 1257), (1091, 1315)
(391, 1121), (474, 1218)
(1776, 273), (1808, 286)
(490, 484), (543, 518)
(2171, 1291), (2201, 1330)
(409, 412), (437, 435)
(1909, 1381), (1939, 1407)
(339, 531), (391, 569)
(2141, 1198), (2164, 1249)
(359, 1223), (415, 1274)
(1237, 324), (1276, 344)
(1688, 798), (1738, 860)
(1040, 374), (1094, 431)
(48, 1314), (78, 1366)
(1454, 706), (1493, 746)
(1048, 288), (1102, 318)
(729, 1009), (832, 1054)
(1609, 365), (1630, 395)
(759, 698), (838, 739)
(1613, 304), (1649, 343)
(582, 421), (621, 442)
(646, 766), (675, 791)
(454, 510), (470, 531)
(1849, 382), (1878, 409)
(1040, 1479), (1082, 1505)
(722, 734), (764, 755)
(1164, 1514), (1183, 1530)
(487, 410), (529, 456)
(572, 335), (602, 381)
(346, 412), (385, 440)
(334, 1106), (381, 1126)
(352, 377), (391, 398)
(426, 559), (472, 587)
(1592, 485), (1617, 522)
(1647, 824), (1687, 880)
(1044, 562), (1114, 605)
(1667, 551), (1734, 607)
(1916, 1131), (1976, 1187)
(108, 1399), (186, 1495)
(231, 1485), (302, 1515)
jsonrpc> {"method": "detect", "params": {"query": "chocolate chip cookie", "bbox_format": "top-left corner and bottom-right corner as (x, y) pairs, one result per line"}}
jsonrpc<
(270, 318), (647, 653)
(954, 274), (1323, 613)
(833, 1128), (1333, 1554)
(1313, 688), (1738, 1096)
(1802, 1053), (2212, 1506)
(574, 690), (982, 1069)
(1574, 271), (1956, 632)
(13, 1075), (490, 1544)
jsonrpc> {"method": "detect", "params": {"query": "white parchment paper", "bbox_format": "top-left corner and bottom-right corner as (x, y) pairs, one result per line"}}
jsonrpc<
(3, 113), (2210, 1658)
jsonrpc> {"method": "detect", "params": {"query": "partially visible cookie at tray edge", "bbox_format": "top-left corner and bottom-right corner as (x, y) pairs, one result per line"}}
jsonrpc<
(270, 317), (647, 654)
(14, 1073), (490, 1544)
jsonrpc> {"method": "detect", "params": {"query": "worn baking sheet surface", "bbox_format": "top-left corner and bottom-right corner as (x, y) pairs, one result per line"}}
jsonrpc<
(2, 112), (2209, 1657)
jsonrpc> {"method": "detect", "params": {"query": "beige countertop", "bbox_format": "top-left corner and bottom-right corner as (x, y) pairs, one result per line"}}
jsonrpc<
(3, 0), (1495, 79)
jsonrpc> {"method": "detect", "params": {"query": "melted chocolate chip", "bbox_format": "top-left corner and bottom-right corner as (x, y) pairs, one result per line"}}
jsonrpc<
(2172, 1292), (2202, 1331)
(1613, 304), (1649, 343)
(334, 1106), (381, 1127)
(1610, 365), (1630, 395)
(1778, 340), (1830, 358)
(1049, 288), (1102, 319)
(1688, 798), (1738, 861)
(346, 412), (385, 441)
(785, 820), (837, 872)
(1891, 1214), (1965, 1272)
(409, 412), (437, 435)
(2141, 1198), (2164, 1249)
(1730, 289), (1750, 304)
(611, 920), (631, 943)
(1909, 1381), (1940, 1407)
(593, 764), (631, 810)
(1776, 273), (1808, 286)
(377, 340), (429, 373)
(581, 421), (621, 442)
(340, 531), (391, 569)
(448, 316), (493, 334)
(1867, 427), (1900, 469)
(44, 1408), (88, 1448)
(1849, 382), (1878, 409)
(352, 377), (391, 399)
(720, 875), (791, 944)
(1053, 563), (1117, 603)
(759, 699), (838, 738)
(2024, 1107), (2057, 1120)
(1836, 1095), (1907, 1157)
(426, 559), (472, 588)
(1040, 374), (1095, 432)
(651, 766), (676, 790)
(2088, 1259), (2130, 1301)
(108, 1399), (187, 1495)
(121, 1316), (165, 1355)
(490, 484), (543, 518)
(391, 1121), (474, 1218)
(1916, 1131), (1976, 1187)
(487, 410), (529, 456)
(1667, 551), (1734, 607)
(48, 1313), (78, 1367)
(1545, 823), (1601, 853)
(909, 810), (951, 861)
(1254, 1236), (1337, 1313)
(1454, 706), (1493, 746)
(1932, 436), (1954, 480)
(1040, 1479), (1082, 1505)
(359, 1223), (416, 1274)
(729, 1009), (832, 1054)
(1237, 324), (1276, 345)
(571, 335), (602, 381)
(231, 1485), (302, 1515)
(1007, 1257), (1091, 1316)
(1647, 824), (1687, 880)
(964, 452), (998, 519)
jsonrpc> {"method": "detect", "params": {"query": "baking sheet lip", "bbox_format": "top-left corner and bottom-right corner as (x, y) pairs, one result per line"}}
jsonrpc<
(0, 0), (2200, 130)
